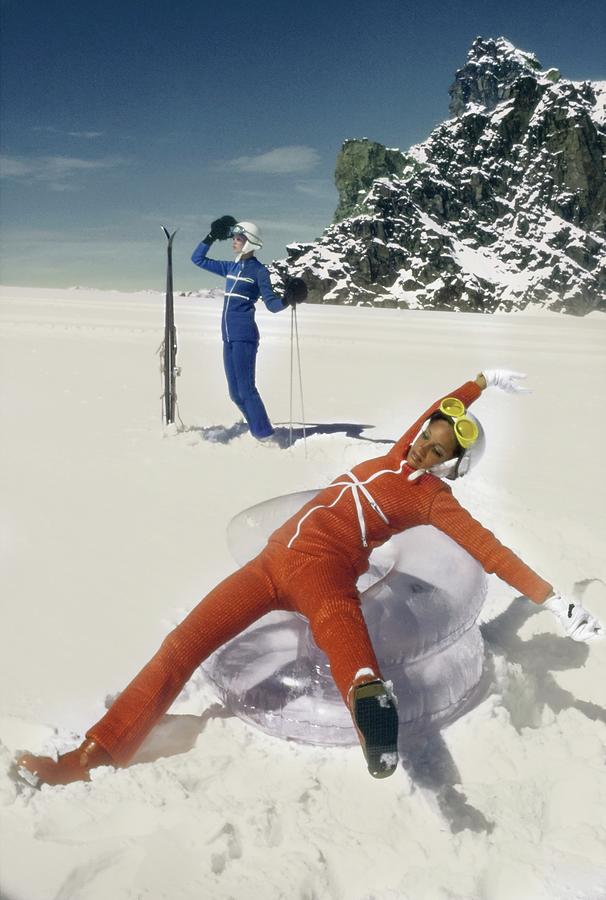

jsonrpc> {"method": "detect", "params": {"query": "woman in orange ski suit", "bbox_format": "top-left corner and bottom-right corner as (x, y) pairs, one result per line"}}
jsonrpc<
(16, 370), (602, 786)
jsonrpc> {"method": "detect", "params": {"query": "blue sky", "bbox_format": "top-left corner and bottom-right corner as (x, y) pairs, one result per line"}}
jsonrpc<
(1, 0), (604, 291)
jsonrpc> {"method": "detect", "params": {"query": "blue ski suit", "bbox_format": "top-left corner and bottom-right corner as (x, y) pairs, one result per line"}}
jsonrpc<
(191, 241), (286, 438)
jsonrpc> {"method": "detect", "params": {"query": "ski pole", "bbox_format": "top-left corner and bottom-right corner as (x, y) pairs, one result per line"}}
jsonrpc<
(289, 305), (307, 455)
(294, 305), (307, 456)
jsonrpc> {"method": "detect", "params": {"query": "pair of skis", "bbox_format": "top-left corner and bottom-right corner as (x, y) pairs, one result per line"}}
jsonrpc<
(161, 226), (178, 426)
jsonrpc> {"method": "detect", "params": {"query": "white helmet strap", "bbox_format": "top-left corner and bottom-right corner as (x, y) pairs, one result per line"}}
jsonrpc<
(429, 457), (460, 479)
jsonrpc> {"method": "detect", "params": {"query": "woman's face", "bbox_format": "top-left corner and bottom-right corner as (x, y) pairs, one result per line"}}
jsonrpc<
(406, 419), (458, 470)
(232, 234), (246, 254)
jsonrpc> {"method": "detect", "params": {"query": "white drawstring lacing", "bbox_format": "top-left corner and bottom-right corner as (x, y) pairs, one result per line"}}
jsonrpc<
(287, 467), (394, 550)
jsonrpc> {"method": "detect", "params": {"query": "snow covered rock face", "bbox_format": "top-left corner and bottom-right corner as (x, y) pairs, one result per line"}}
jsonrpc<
(276, 37), (606, 314)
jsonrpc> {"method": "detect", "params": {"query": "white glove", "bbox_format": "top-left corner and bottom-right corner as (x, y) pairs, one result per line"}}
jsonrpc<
(482, 369), (531, 394)
(543, 593), (604, 642)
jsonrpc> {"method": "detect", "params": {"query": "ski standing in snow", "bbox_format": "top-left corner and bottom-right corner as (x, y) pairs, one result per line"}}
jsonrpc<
(160, 226), (179, 426)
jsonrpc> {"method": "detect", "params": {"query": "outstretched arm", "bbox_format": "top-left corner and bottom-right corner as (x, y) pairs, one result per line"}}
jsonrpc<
(430, 488), (603, 642)
(429, 488), (553, 602)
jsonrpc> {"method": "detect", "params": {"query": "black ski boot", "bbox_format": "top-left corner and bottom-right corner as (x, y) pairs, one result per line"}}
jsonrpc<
(351, 679), (399, 779)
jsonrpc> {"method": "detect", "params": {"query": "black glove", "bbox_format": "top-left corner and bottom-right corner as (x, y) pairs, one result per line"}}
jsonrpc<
(282, 276), (308, 307)
(203, 215), (238, 245)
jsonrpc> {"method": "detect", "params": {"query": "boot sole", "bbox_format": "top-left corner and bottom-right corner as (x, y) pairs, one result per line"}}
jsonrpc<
(353, 681), (399, 779)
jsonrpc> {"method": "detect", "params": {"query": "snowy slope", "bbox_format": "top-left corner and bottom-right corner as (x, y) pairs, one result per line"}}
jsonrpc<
(0, 285), (605, 900)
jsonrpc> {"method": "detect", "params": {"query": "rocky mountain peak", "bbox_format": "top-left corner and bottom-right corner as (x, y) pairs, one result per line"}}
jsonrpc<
(448, 36), (547, 116)
(274, 37), (606, 315)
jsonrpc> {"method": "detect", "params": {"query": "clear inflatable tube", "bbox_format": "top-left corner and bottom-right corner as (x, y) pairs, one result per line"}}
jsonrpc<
(203, 490), (487, 745)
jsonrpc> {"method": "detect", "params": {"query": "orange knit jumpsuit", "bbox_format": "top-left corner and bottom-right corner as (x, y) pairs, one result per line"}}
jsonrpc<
(88, 381), (552, 764)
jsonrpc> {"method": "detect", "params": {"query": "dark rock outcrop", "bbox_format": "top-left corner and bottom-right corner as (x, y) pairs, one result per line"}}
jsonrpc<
(334, 139), (409, 222)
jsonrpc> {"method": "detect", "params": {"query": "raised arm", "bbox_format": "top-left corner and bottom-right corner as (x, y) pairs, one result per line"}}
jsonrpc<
(191, 241), (230, 278)
(389, 369), (534, 460)
(389, 377), (483, 460)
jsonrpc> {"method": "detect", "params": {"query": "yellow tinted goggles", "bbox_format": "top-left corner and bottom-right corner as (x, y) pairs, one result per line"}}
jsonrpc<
(439, 397), (479, 449)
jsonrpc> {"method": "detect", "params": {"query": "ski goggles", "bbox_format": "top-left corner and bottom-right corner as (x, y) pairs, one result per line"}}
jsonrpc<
(229, 224), (262, 246)
(439, 397), (479, 449)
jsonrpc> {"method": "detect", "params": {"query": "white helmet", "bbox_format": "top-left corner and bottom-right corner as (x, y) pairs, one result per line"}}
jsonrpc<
(432, 411), (486, 480)
(407, 411), (486, 482)
(232, 221), (263, 258)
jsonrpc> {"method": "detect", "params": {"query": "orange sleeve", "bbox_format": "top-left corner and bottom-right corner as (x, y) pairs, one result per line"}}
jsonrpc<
(428, 489), (553, 603)
(390, 380), (483, 460)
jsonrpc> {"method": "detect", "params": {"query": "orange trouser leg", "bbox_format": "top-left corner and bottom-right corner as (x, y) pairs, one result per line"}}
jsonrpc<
(286, 557), (382, 702)
(87, 554), (278, 765)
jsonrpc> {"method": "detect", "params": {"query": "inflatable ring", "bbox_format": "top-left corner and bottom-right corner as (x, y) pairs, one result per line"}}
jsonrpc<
(202, 490), (487, 745)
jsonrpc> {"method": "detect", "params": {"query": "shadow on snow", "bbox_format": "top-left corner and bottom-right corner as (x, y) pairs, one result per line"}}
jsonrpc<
(181, 421), (393, 448)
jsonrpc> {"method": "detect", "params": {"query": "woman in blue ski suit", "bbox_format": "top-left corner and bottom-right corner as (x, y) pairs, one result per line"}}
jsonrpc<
(192, 218), (301, 440)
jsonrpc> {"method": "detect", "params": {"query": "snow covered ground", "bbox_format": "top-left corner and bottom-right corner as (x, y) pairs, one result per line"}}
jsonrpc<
(1, 285), (605, 900)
